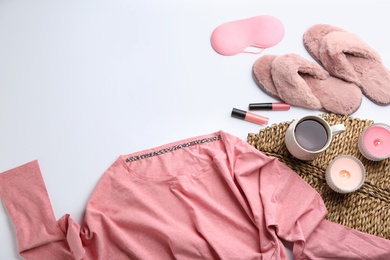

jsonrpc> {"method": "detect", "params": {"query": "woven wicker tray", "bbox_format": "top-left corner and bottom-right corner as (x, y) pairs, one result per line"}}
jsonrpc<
(247, 113), (390, 239)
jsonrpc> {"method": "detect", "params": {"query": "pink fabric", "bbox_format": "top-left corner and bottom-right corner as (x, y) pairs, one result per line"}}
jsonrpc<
(304, 220), (390, 259)
(210, 16), (285, 56)
(1, 131), (389, 259)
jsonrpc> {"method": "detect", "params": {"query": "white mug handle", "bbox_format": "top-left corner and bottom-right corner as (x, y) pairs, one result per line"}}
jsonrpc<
(330, 124), (345, 136)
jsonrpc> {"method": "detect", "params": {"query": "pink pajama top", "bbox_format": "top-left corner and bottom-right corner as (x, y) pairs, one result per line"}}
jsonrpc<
(1, 131), (389, 259)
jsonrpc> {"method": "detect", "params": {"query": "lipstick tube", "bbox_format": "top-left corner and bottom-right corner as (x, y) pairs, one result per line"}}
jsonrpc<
(231, 108), (268, 125)
(249, 102), (290, 111)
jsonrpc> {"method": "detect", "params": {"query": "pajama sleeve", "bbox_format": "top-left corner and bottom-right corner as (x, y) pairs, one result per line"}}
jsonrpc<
(0, 161), (76, 259)
(224, 134), (328, 258)
(303, 219), (390, 259)
(225, 134), (390, 259)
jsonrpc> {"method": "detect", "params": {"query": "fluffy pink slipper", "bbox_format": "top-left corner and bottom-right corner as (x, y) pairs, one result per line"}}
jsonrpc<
(252, 54), (362, 115)
(303, 24), (390, 105)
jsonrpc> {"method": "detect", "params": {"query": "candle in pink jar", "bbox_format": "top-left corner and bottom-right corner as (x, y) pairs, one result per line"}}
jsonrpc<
(326, 155), (365, 193)
(359, 123), (390, 161)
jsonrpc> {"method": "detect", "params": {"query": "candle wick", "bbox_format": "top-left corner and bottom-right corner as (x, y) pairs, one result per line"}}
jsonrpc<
(374, 138), (382, 147)
(339, 170), (351, 181)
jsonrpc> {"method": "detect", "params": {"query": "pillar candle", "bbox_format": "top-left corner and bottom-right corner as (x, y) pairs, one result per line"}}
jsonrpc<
(326, 155), (365, 193)
(359, 123), (390, 161)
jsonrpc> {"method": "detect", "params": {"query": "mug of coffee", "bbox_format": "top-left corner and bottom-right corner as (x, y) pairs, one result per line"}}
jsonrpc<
(285, 115), (345, 160)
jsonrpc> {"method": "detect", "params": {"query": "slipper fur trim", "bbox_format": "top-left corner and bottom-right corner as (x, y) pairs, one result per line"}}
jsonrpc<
(304, 24), (390, 105)
(303, 24), (346, 62)
(319, 31), (381, 84)
(252, 55), (280, 99)
(271, 54), (325, 109)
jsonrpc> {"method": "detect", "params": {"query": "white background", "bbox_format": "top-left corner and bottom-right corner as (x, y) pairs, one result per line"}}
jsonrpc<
(1, 0), (390, 259)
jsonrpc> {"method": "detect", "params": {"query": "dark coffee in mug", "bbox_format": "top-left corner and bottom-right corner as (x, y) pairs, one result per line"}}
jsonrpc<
(294, 119), (328, 151)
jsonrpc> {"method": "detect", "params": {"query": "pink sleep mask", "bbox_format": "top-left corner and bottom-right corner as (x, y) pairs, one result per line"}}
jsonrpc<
(210, 15), (285, 56)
